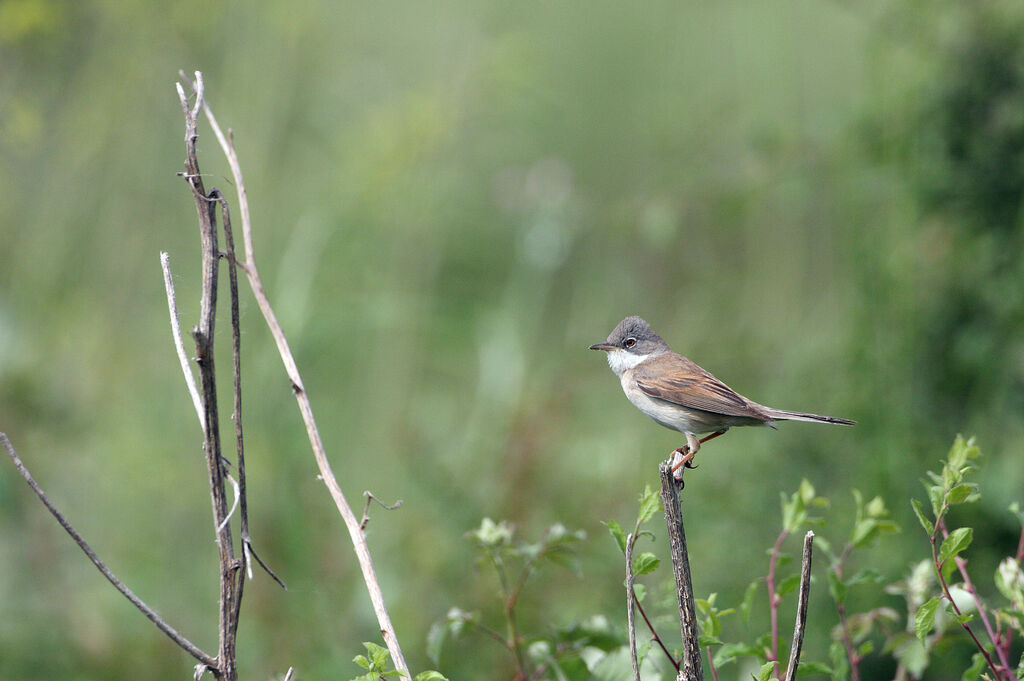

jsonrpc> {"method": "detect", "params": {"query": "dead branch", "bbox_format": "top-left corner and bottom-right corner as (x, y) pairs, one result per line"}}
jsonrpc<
(1, 433), (216, 668)
(784, 531), (814, 681)
(659, 462), (703, 681)
(178, 69), (410, 676)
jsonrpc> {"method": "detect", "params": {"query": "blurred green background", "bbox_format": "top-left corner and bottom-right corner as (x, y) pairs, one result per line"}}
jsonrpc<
(3, 0), (1024, 679)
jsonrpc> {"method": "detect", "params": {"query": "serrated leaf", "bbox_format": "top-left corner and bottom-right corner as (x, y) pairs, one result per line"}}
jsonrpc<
(699, 634), (725, 647)
(632, 552), (660, 575)
(604, 520), (627, 554)
(915, 596), (942, 642)
(796, 661), (833, 676)
(754, 661), (775, 681)
(911, 499), (934, 535)
(778, 574), (802, 597)
(947, 483), (976, 506)
(414, 672), (449, 681)
(637, 485), (661, 524)
(364, 642), (390, 670)
(938, 527), (973, 565)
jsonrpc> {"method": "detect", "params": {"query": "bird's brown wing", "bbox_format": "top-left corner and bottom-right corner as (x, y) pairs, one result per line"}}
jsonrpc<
(633, 353), (771, 421)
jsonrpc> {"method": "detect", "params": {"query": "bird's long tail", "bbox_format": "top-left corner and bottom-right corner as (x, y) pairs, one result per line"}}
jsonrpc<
(764, 409), (855, 426)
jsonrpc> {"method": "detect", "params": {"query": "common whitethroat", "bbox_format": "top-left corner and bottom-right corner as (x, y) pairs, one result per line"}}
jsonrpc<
(589, 316), (854, 474)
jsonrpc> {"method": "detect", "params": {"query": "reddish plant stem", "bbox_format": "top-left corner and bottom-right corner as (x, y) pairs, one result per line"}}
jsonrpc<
(706, 647), (721, 681)
(633, 593), (680, 671)
(928, 525), (1005, 680)
(833, 544), (861, 681)
(938, 520), (1012, 675)
(766, 529), (788, 678)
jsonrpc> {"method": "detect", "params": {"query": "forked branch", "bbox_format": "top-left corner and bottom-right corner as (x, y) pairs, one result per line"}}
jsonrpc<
(177, 70), (409, 676)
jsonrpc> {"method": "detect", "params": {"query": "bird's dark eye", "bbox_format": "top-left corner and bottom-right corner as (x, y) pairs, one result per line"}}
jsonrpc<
(624, 337), (637, 348)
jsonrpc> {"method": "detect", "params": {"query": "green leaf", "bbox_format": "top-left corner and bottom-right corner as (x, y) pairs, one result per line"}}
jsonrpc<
(741, 581), (759, 624)
(960, 652), (985, 681)
(796, 661), (833, 676)
(353, 654), (370, 670)
(699, 634), (725, 647)
(364, 642), (390, 671)
(827, 569), (846, 605)
(915, 596), (942, 642)
(754, 661), (775, 681)
(604, 520), (627, 554)
(632, 552), (660, 575)
(846, 568), (883, 586)
(637, 485), (661, 524)
(911, 499), (934, 535)
(414, 672), (449, 681)
(947, 483), (976, 506)
(937, 527), (973, 565)
(927, 484), (944, 518)
(633, 583), (646, 602)
(713, 642), (761, 668)
(778, 574), (802, 597)
(1009, 501), (1024, 527)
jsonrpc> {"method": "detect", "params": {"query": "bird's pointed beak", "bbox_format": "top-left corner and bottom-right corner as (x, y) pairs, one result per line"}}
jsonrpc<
(589, 342), (615, 351)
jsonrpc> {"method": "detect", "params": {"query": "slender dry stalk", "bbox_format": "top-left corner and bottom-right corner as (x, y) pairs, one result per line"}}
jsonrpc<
(626, 532), (641, 681)
(783, 531), (814, 681)
(177, 75), (243, 681)
(178, 70), (409, 676)
(659, 463), (704, 681)
(1, 433), (216, 668)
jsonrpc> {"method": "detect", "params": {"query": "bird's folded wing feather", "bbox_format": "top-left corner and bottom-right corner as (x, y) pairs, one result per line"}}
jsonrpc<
(633, 354), (769, 420)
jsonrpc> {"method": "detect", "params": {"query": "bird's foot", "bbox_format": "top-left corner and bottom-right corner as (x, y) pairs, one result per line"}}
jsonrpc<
(670, 447), (697, 482)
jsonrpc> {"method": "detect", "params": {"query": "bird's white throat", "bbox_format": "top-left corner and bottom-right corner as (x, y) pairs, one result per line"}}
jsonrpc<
(605, 348), (650, 376)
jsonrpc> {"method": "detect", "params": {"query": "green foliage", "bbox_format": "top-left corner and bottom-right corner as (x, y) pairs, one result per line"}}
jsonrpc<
(349, 642), (448, 681)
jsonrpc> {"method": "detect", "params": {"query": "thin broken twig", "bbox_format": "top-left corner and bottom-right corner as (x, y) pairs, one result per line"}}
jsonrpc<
(1, 433), (215, 667)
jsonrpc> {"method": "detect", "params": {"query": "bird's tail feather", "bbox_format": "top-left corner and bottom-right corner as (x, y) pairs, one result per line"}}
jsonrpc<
(765, 409), (855, 426)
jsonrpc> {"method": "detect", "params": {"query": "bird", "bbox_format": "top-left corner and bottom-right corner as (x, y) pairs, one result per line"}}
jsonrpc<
(589, 316), (854, 474)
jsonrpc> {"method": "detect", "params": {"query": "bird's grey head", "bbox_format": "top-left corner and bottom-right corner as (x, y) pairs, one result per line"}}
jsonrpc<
(589, 316), (670, 376)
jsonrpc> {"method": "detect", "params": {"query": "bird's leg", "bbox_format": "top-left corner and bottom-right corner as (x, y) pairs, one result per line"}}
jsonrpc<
(670, 430), (727, 474)
(699, 429), (727, 445)
(671, 432), (703, 473)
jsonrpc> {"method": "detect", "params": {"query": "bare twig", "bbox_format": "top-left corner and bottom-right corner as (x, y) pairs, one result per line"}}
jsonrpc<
(784, 531), (814, 681)
(179, 70), (410, 677)
(626, 532), (641, 681)
(178, 74), (242, 681)
(659, 462), (704, 681)
(1, 433), (216, 667)
(212, 190), (286, 591)
(161, 251), (205, 429)
(360, 491), (403, 531)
